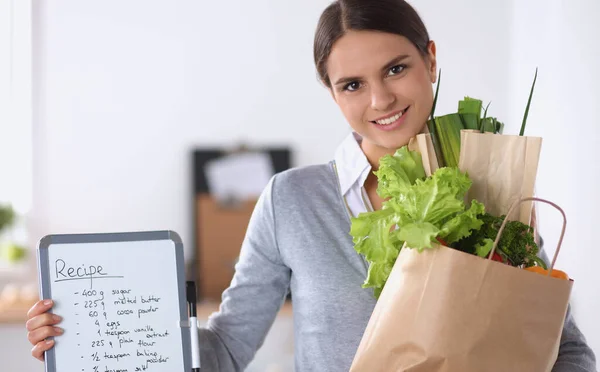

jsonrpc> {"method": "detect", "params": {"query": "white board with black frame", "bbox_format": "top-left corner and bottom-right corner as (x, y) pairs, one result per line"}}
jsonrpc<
(36, 230), (193, 372)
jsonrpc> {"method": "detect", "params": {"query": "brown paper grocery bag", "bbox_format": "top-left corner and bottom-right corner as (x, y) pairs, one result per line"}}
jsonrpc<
(350, 198), (572, 372)
(458, 131), (542, 224)
(408, 133), (440, 177)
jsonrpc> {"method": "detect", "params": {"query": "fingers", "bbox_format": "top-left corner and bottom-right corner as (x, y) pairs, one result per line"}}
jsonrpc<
(27, 325), (64, 346)
(26, 311), (62, 333)
(31, 339), (54, 362)
(27, 300), (61, 362)
(27, 299), (54, 319)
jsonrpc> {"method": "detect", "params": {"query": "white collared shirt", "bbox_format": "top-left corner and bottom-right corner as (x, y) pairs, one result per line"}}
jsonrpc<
(332, 131), (375, 218)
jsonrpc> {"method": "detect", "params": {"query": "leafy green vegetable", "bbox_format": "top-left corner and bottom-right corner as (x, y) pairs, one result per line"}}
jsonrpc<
(350, 149), (421, 298)
(438, 199), (486, 244)
(350, 205), (402, 299)
(396, 222), (439, 251)
(474, 238), (494, 258)
(350, 144), (548, 299)
(387, 166), (486, 250)
(350, 208), (398, 264)
(453, 212), (547, 269)
(350, 147), (486, 297)
(375, 146), (426, 199)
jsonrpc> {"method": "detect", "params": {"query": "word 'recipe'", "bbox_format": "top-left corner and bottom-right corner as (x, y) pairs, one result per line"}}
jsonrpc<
(54, 259), (123, 288)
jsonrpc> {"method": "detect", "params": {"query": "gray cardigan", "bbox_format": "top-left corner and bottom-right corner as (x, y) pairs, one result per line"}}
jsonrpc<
(198, 162), (597, 371)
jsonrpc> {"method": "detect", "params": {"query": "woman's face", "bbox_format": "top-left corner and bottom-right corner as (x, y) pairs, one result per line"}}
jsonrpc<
(326, 30), (437, 157)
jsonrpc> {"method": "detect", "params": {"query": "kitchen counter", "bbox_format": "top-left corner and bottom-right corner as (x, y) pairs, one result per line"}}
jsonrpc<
(0, 305), (31, 324)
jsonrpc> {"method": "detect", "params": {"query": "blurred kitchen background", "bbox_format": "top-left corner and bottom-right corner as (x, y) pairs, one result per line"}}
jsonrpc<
(0, 0), (598, 371)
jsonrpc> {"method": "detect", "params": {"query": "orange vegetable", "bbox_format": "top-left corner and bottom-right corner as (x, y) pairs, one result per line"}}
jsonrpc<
(524, 266), (569, 280)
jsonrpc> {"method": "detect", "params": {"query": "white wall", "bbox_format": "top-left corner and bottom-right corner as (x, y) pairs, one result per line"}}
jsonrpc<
(31, 0), (349, 261)
(27, 0), (598, 362)
(414, 0), (513, 118)
(0, 0), (32, 214)
(508, 0), (600, 355)
(31, 0), (514, 263)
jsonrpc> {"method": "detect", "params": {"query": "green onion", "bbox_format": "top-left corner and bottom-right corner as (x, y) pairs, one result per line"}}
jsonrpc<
(480, 101), (491, 133)
(519, 67), (538, 136)
(427, 69), (445, 167)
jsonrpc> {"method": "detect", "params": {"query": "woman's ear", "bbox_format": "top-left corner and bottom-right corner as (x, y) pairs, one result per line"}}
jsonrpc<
(427, 40), (438, 83)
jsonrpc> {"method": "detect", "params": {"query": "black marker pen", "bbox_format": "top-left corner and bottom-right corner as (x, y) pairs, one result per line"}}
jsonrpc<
(186, 281), (201, 371)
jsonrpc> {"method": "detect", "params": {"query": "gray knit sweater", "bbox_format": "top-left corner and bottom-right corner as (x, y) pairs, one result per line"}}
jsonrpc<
(198, 162), (597, 372)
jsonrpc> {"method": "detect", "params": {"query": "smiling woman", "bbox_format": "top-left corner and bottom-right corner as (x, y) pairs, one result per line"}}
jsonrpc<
(314, 1), (436, 168)
(325, 32), (436, 153)
(312, 0), (438, 212)
(24, 1), (597, 371)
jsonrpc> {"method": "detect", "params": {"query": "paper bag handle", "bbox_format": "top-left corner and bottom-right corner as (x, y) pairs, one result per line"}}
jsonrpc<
(488, 197), (567, 276)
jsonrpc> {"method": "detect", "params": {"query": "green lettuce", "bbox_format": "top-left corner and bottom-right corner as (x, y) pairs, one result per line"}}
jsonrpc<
(350, 147), (485, 298)
(349, 208), (399, 299)
(375, 146), (426, 199)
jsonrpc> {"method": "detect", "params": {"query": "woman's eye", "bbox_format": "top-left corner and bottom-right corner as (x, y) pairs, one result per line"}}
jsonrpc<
(388, 64), (406, 76)
(343, 81), (361, 92)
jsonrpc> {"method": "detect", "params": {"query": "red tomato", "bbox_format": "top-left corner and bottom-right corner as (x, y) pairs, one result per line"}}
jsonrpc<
(491, 252), (504, 263)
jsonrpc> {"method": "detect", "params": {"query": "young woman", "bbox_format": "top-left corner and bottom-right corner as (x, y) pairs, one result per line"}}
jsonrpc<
(25, 1), (597, 371)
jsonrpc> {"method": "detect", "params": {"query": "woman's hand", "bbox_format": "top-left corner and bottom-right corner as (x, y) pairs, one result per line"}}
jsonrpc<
(25, 299), (64, 361)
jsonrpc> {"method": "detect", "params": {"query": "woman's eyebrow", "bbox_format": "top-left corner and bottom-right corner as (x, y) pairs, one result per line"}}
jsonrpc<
(382, 54), (410, 71)
(333, 54), (411, 87)
(334, 75), (361, 87)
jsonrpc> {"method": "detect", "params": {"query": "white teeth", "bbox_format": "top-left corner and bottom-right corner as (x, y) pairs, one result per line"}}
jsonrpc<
(375, 112), (403, 125)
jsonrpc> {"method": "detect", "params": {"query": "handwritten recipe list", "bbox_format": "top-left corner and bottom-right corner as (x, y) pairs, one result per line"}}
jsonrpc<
(48, 240), (186, 372)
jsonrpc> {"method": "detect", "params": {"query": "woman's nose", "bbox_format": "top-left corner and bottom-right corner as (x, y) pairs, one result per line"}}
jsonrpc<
(370, 84), (396, 112)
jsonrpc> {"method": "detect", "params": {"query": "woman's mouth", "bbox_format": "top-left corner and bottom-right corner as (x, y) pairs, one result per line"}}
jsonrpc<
(370, 107), (409, 131)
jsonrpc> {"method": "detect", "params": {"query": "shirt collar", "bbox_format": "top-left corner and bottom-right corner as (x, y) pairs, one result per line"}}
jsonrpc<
(333, 131), (372, 195)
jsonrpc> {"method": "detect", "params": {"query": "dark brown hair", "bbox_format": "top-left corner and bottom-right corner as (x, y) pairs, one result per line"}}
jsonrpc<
(313, 0), (431, 87)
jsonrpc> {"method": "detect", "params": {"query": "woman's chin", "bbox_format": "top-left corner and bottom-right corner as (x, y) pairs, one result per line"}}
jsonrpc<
(394, 125), (428, 147)
(376, 132), (416, 151)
